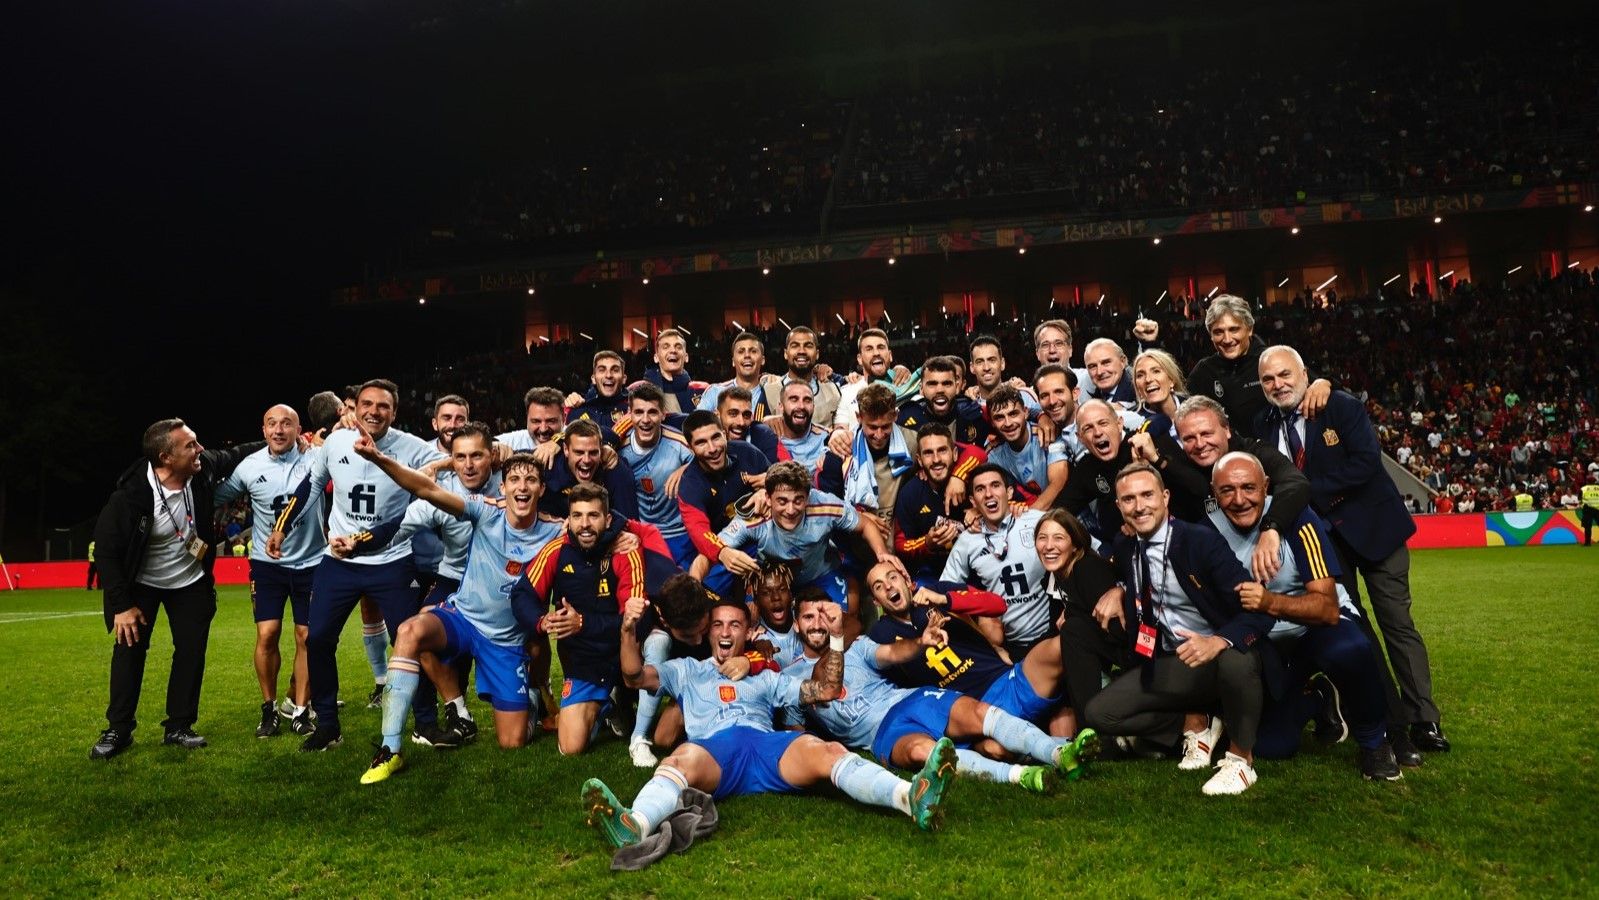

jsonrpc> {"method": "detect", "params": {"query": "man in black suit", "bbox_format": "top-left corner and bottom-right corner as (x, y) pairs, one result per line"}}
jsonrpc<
(1081, 462), (1278, 796)
(1255, 345), (1448, 756)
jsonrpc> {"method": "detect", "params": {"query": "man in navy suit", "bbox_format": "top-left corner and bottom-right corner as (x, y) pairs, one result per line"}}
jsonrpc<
(1081, 462), (1278, 796)
(1255, 345), (1448, 758)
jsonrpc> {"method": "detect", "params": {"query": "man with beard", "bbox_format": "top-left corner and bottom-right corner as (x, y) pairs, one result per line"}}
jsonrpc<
(967, 336), (1040, 414)
(496, 387), (569, 452)
(1255, 345), (1445, 761)
(764, 380), (830, 470)
(676, 411), (770, 600)
(1206, 452), (1401, 781)
(817, 383), (916, 571)
(428, 395), (470, 455)
(410, 395), (473, 597)
(1185, 295), (1330, 429)
(1081, 338), (1138, 408)
(567, 351), (632, 435)
(898, 356), (990, 447)
(513, 484), (676, 756)
(783, 593), (1095, 792)
(1166, 395), (1312, 582)
(539, 420), (639, 521)
(214, 404), (321, 739)
(985, 386), (1068, 509)
(836, 327), (920, 429)
(894, 424), (984, 581)
(936, 464), (1053, 658)
(343, 437), (559, 783)
(269, 380), (446, 752)
(626, 572), (717, 768)
(582, 596), (957, 856)
(715, 385), (779, 463)
(1057, 400), (1190, 543)
(619, 385), (696, 567)
(637, 329), (705, 416)
(698, 332), (778, 418)
(760, 326), (843, 429)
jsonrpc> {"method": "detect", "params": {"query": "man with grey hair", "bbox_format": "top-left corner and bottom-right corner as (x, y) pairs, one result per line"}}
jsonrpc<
(1255, 343), (1445, 762)
(1082, 338), (1137, 407)
(90, 418), (262, 759)
(1185, 295), (1332, 428)
(1032, 319), (1091, 398)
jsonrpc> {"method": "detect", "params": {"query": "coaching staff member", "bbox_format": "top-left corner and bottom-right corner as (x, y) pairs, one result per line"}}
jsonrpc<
(89, 418), (260, 760)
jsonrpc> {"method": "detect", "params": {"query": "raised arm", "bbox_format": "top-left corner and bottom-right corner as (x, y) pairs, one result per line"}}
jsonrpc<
(619, 596), (661, 692)
(351, 426), (465, 517)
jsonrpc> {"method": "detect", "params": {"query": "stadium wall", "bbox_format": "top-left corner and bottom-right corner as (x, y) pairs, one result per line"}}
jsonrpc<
(2, 558), (251, 591)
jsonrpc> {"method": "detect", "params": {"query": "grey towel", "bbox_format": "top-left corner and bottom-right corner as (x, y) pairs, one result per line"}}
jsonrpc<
(609, 787), (720, 871)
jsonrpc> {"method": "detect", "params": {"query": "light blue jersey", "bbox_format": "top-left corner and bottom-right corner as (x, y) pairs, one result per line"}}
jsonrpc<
(716, 489), (860, 585)
(775, 424), (830, 470)
(781, 639), (912, 749)
(622, 430), (693, 540)
(446, 496), (563, 646)
(985, 425), (1068, 497)
(216, 445), (322, 569)
(754, 623), (805, 668)
(655, 657), (804, 740)
(406, 470), (502, 577)
(940, 508), (1051, 646)
(494, 429), (537, 452)
(308, 427), (444, 565)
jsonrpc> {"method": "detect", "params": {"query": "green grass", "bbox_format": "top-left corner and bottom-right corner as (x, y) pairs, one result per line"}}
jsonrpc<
(1, 547), (1596, 897)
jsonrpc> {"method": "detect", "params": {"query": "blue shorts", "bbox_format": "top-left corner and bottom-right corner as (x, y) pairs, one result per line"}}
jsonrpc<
(697, 726), (805, 800)
(871, 688), (961, 766)
(249, 560), (316, 625)
(664, 534), (696, 569)
(431, 605), (529, 713)
(979, 662), (1059, 724)
(561, 676), (612, 710)
(796, 572), (851, 611)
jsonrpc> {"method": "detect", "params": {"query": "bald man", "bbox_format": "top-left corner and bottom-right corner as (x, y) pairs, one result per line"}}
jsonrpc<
(215, 405), (323, 738)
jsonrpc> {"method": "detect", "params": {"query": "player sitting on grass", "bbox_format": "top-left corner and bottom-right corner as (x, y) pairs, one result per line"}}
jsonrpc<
(783, 592), (1096, 793)
(626, 574), (715, 768)
(344, 429), (557, 784)
(582, 594), (958, 855)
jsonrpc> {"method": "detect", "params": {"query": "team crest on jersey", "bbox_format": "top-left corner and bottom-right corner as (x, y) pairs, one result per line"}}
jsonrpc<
(718, 685), (737, 702)
(965, 425), (978, 440)
(641, 478), (655, 493)
(504, 560), (523, 577)
(1323, 429), (1340, 446)
(561, 680), (573, 698)
(600, 560), (611, 576)
(1095, 474), (1111, 495)
(1206, 496), (1219, 513)
(1213, 381), (1224, 397)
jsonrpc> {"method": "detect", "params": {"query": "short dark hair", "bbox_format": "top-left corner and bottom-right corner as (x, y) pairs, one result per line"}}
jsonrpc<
(793, 585), (833, 609)
(565, 481), (611, 512)
(592, 350), (625, 370)
(340, 384), (362, 402)
(987, 384), (1026, 416)
(524, 386), (564, 412)
(683, 410), (722, 441)
(307, 391), (343, 431)
(708, 593), (751, 622)
(358, 378), (400, 406)
(656, 573), (713, 629)
(858, 327), (888, 346)
(502, 451), (544, 484)
(966, 462), (1014, 490)
(765, 461), (812, 495)
(718, 385), (754, 408)
(1115, 460), (1165, 490)
(732, 332), (763, 350)
(142, 418), (187, 466)
(924, 355), (962, 377)
(1034, 319), (1073, 347)
(856, 383), (897, 420)
(969, 335), (1002, 356)
(629, 383), (667, 410)
(447, 421), (493, 450)
(564, 420), (604, 444)
(786, 326), (818, 344)
(916, 422), (954, 447)
(433, 394), (469, 416)
(1033, 363), (1079, 390)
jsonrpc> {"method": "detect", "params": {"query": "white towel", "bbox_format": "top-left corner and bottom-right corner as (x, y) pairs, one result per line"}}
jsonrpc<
(843, 424), (913, 509)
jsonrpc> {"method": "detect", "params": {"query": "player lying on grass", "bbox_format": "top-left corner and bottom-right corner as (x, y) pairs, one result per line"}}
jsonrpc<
(781, 592), (1097, 793)
(581, 592), (958, 854)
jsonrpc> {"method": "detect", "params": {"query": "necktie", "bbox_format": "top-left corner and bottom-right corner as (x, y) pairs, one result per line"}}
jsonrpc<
(1283, 411), (1306, 470)
(1137, 541), (1156, 626)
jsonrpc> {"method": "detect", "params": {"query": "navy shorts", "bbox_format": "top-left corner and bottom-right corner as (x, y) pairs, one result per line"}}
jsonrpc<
(249, 559), (316, 625)
(697, 725), (805, 800)
(431, 605), (529, 712)
(979, 662), (1059, 724)
(871, 688), (960, 766)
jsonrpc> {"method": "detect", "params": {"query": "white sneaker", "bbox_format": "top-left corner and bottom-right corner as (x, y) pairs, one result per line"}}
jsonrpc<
(1178, 717), (1223, 771)
(1202, 752), (1258, 796)
(628, 738), (658, 768)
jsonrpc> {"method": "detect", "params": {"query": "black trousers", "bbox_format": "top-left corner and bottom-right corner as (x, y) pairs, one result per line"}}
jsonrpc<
(1058, 604), (1139, 714)
(1582, 505), (1598, 545)
(105, 579), (217, 734)
(1083, 646), (1265, 752)
(86, 562), (99, 590)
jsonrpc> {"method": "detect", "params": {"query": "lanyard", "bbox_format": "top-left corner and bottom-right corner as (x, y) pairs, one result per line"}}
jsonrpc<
(1131, 533), (1172, 626)
(981, 516), (1015, 561)
(157, 482), (194, 543)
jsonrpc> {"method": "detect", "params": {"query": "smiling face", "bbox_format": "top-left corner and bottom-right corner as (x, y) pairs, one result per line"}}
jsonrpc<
(357, 386), (396, 439)
(784, 331), (818, 378)
(921, 368), (959, 416)
(717, 395), (753, 441)
(1084, 343), (1126, 393)
(769, 483), (810, 530)
(451, 433), (492, 491)
(1075, 401), (1122, 462)
(859, 410), (897, 452)
(795, 597), (837, 654)
(991, 400), (1029, 446)
(526, 402), (564, 444)
(431, 402), (468, 445)
(1134, 357), (1176, 406)
(970, 343), (1005, 391)
(1177, 408), (1231, 468)
(708, 604), (750, 663)
(731, 337), (765, 380)
(1034, 518), (1076, 575)
(629, 396), (664, 444)
(566, 498), (610, 551)
(1035, 325), (1071, 365)
(1213, 457), (1267, 531)
(592, 356), (626, 397)
(917, 432), (954, 483)
(1259, 349), (1310, 412)
(751, 574), (794, 631)
(857, 334), (892, 379)
(780, 383), (814, 435)
(971, 471), (1011, 527)
(262, 405), (299, 454)
(655, 334), (688, 378)
(160, 426), (204, 477)
(1114, 470), (1169, 538)
(565, 434), (604, 482)
(867, 562), (915, 619)
(1209, 313), (1253, 361)
(689, 421), (727, 471)
(1035, 372), (1077, 427)
(501, 462), (544, 524)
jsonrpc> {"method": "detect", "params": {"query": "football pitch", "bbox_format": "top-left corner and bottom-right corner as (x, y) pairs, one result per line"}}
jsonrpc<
(2, 547), (1595, 897)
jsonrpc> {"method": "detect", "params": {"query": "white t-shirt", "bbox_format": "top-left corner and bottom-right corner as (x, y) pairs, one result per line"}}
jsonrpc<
(137, 465), (205, 590)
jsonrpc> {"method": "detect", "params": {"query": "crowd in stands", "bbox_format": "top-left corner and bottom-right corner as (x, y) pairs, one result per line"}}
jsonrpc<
(387, 269), (1599, 513)
(430, 41), (1597, 248)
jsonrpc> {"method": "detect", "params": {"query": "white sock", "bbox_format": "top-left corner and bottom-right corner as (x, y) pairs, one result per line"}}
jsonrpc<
(892, 782), (911, 816)
(448, 695), (473, 721)
(1006, 764), (1026, 784)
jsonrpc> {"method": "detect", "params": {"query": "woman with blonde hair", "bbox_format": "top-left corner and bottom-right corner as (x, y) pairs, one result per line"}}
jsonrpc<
(1132, 348), (1188, 441)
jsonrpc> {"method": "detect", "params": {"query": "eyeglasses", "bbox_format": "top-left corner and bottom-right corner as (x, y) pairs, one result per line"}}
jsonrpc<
(1037, 340), (1070, 352)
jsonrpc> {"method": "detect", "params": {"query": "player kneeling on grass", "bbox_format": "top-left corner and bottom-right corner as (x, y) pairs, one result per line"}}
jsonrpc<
(583, 594), (958, 855)
(345, 433), (560, 784)
(626, 574), (717, 767)
(784, 592), (1096, 794)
